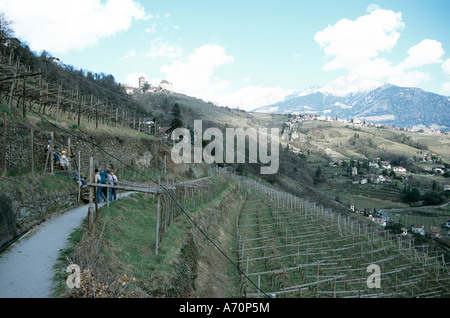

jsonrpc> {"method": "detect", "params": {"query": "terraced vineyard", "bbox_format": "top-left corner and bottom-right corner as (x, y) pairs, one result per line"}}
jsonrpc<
(235, 177), (450, 298)
(385, 207), (450, 230)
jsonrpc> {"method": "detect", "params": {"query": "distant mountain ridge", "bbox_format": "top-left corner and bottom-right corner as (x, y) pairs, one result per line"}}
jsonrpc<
(253, 79), (450, 130)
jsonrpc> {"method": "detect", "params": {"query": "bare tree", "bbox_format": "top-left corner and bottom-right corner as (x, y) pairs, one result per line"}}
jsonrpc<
(0, 12), (14, 43)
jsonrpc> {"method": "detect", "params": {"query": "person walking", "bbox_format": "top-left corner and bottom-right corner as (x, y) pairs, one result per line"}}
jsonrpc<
(95, 168), (107, 203)
(109, 170), (118, 201)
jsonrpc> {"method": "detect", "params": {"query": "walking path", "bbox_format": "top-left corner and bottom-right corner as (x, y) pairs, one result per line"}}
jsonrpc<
(0, 192), (132, 298)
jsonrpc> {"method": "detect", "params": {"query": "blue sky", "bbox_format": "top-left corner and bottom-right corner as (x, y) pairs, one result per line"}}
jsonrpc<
(1, 0), (449, 111)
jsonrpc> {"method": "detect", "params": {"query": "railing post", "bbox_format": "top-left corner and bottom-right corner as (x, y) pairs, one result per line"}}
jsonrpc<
(88, 157), (94, 233)
(77, 150), (81, 203)
(50, 132), (54, 175)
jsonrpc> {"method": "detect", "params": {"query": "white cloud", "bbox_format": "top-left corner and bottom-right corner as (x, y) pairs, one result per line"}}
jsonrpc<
(158, 45), (292, 111)
(366, 4), (381, 13)
(159, 45), (234, 97)
(315, 9), (447, 90)
(122, 49), (136, 60)
(388, 70), (430, 88)
(442, 58), (450, 75)
(124, 72), (147, 88)
(146, 38), (183, 59)
(442, 59), (450, 95)
(0, 0), (149, 54)
(442, 82), (450, 95)
(403, 39), (445, 69)
(314, 9), (404, 72)
(218, 86), (294, 111)
(145, 23), (157, 34)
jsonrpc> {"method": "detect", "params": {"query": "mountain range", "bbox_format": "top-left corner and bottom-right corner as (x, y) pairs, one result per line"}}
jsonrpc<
(252, 77), (450, 130)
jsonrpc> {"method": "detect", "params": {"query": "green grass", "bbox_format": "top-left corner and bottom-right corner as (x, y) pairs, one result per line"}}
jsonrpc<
(97, 194), (160, 278)
(0, 171), (77, 198)
(64, 176), (238, 296)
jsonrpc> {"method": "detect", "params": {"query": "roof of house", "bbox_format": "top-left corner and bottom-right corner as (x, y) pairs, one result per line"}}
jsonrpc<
(159, 126), (172, 133)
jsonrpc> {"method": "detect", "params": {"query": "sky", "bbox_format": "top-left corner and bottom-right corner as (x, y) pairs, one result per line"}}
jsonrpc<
(1, 0), (449, 111)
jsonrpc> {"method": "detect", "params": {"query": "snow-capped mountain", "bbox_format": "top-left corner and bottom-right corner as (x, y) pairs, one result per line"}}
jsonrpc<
(317, 77), (384, 97)
(252, 78), (450, 130)
(287, 77), (384, 99)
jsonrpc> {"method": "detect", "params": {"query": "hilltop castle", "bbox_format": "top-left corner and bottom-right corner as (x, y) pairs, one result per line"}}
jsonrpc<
(125, 76), (173, 95)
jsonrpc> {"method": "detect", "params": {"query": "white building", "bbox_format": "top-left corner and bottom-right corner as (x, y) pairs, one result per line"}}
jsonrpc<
(380, 161), (391, 169)
(159, 80), (173, 91)
(125, 86), (137, 95)
(393, 166), (406, 173)
(369, 161), (379, 169)
(139, 76), (146, 89)
(411, 224), (425, 236)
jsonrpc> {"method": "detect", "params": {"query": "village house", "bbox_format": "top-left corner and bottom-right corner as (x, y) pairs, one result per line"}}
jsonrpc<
(372, 217), (387, 226)
(158, 126), (172, 138)
(141, 117), (154, 125)
(353, 117), (361, 125)
(369, 161), (379, 169)
(363, 173), (377, 183)
(401, 227), (408, 236)
(376, 175), (385, 183)
(393, 166), (407, 173)
(368, 214), (387, 226)
(411, 224), (425, 236)
(428, 226), (441, 238)
(380, 161), (391, 169)
(432, 167), (445, 174)
(376, 175), (392, 183)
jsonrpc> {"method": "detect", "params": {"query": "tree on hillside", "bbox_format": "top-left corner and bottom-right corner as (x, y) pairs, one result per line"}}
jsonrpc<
(314, 165), (324, 184)
(141, 83), (150, 93)
(0, 12), (14, 42)
(170, 103), (183, 129)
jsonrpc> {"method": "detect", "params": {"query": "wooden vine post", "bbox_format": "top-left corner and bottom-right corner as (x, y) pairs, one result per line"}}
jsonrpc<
(50, 132), (54, 175)
(77, 150), (81, 203)
(155, 176), (161, 255)
(30, 127), (34, 176)
(2, 113), (6, 178)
